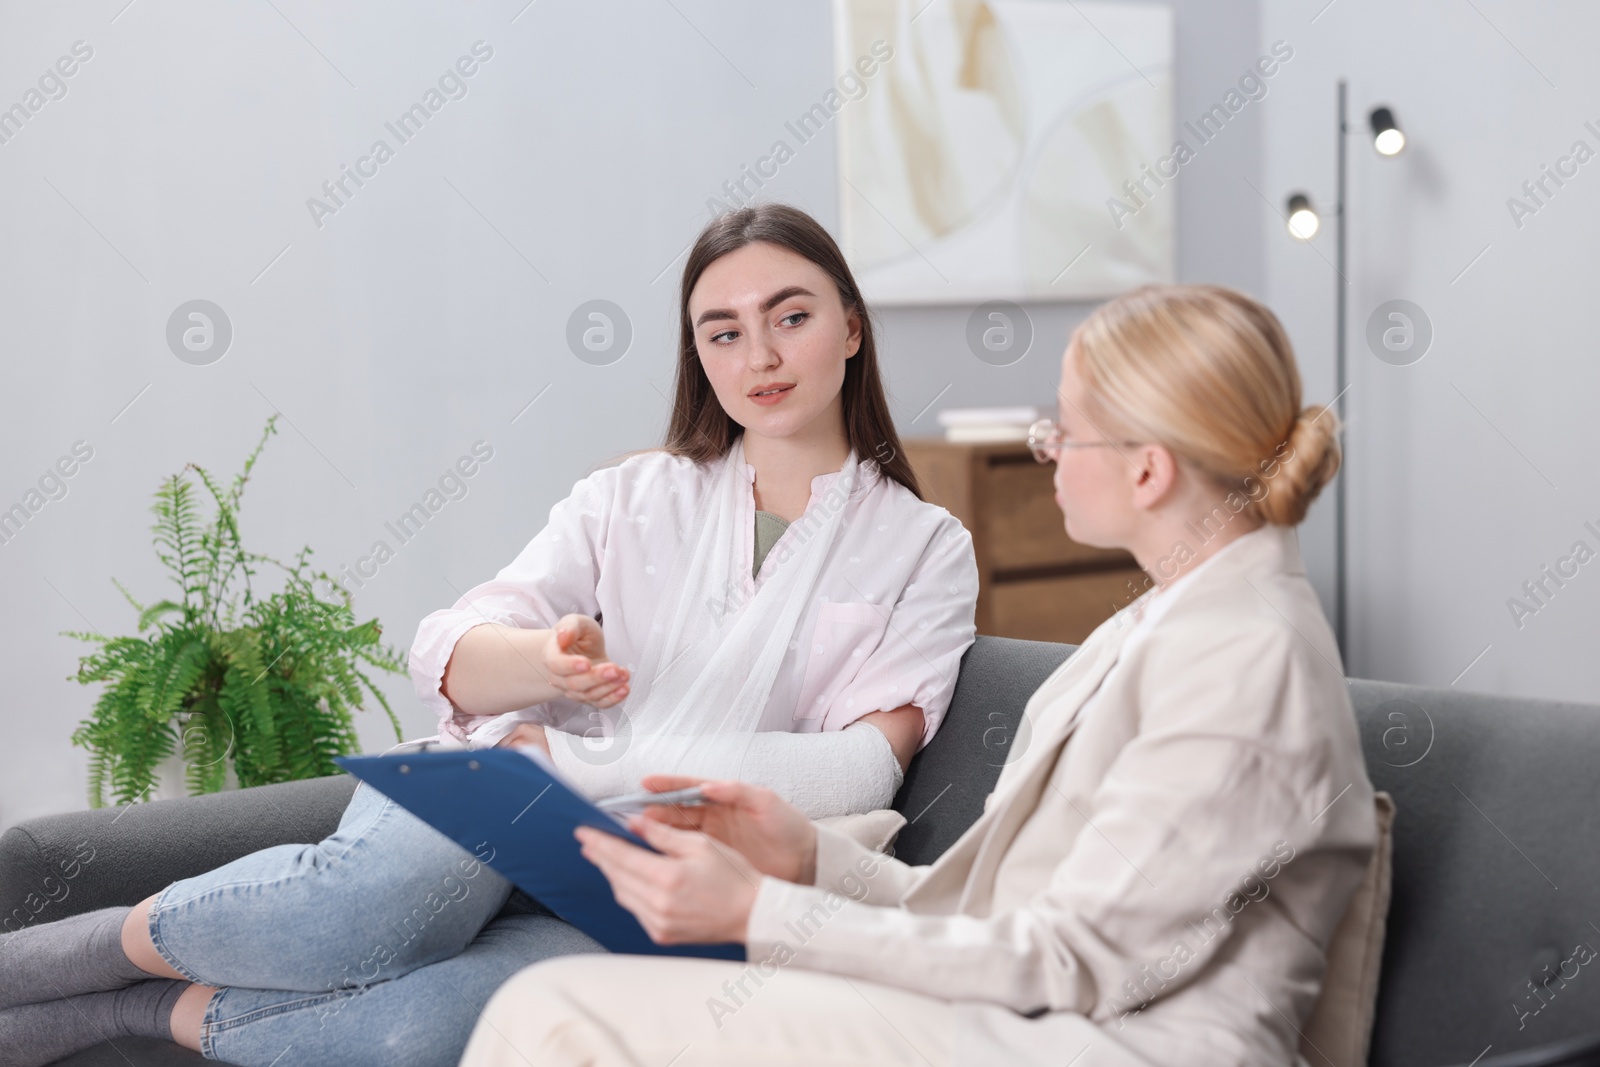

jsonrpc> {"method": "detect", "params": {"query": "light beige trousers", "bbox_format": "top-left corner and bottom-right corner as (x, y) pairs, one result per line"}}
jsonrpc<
(458, 954), (1157, 1067)
(459, 954), (954, 1067)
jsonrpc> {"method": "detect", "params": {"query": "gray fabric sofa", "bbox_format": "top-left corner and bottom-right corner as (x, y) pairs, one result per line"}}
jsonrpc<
(5, 635), (1598, 1067)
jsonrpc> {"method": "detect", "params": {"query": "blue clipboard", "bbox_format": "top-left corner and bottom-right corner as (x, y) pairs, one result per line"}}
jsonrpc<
(337, 749), (744, 961)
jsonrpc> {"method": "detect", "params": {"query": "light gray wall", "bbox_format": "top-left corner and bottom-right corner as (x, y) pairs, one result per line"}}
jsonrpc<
(1259, 0), (1600, 700)
(0, 0), (1267, 830)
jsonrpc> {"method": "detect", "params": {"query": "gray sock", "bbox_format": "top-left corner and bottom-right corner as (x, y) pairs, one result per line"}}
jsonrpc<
(0, 979), (187, 1067)
(0, 907), (151, 1010)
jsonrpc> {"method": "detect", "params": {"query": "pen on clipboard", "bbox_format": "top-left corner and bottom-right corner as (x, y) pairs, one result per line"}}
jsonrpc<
(595, 786), (710, 814)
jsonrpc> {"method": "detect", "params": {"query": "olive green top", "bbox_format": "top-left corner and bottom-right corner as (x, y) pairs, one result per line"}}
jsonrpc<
(753, 510), (790, 577)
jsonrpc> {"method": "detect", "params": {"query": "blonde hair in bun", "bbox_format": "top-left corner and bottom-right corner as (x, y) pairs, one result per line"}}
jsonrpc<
(1071, 284), (1341, 527)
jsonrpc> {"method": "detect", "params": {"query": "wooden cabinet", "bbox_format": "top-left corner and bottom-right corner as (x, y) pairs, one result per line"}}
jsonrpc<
(901, 438), (1150, 643)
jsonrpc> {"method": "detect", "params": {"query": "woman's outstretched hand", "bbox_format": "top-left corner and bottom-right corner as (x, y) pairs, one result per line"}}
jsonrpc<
(576, 817), (762, 945)
(634, 776), (817, 885)
(541, 614), (630, 707)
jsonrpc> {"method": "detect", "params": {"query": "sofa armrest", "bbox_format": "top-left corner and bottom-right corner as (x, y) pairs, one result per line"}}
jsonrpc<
(0, 775), (356, 931)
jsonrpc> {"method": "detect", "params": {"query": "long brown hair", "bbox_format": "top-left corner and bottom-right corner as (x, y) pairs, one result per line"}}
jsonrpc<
(660, 204), (921, 499)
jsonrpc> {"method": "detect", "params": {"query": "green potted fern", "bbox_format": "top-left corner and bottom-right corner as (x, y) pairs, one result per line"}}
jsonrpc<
(65, 416), (406, 807)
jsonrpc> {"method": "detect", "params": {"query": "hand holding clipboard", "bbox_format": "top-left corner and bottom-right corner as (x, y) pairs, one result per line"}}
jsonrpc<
(337, 749), (744, 960)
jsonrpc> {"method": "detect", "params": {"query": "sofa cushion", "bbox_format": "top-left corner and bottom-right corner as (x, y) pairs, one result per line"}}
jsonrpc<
(1300, 791), (1396, 1067)
(47, 1038), (206, 1066)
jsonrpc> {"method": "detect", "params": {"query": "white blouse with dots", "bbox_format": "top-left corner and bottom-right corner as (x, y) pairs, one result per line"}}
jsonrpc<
(407, 447), (980, 751)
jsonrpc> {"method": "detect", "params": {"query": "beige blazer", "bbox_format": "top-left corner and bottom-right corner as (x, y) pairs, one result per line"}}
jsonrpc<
(744, 524), (1377, 1067)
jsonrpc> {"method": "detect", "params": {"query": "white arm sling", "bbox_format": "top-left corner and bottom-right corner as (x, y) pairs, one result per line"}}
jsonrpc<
(542, 437), (904, 816)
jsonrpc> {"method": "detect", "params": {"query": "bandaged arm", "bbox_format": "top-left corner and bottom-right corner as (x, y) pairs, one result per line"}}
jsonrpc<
(542, 720), (904, 819)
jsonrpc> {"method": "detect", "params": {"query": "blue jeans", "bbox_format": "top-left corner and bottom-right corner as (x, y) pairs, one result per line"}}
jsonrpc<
(147, 780), (604, 1065)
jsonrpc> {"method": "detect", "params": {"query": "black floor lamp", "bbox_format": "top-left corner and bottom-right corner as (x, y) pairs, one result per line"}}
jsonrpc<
(1283, 80), (1406, 657)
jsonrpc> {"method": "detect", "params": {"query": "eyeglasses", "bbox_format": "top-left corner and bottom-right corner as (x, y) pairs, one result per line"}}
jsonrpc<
(1026, 418), (1141, 464)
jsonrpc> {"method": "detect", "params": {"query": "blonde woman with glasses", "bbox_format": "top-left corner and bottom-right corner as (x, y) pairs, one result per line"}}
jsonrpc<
(459, 283), (1378, 1067)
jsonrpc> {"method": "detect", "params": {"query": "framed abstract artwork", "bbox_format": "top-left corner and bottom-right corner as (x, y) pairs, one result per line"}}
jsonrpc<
(834, 0), (1174, 304)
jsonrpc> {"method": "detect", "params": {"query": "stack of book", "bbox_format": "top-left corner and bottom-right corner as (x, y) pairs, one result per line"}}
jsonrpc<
(935, 406), (1041, 444)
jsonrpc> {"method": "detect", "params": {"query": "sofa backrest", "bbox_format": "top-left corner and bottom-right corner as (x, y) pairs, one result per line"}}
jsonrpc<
(894, 636), (1600, 1067)
(891, 635), (1072, 866)
(1351, 678), (1600, 1066)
